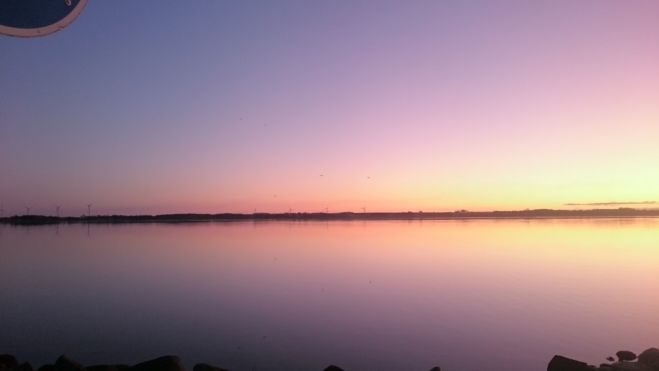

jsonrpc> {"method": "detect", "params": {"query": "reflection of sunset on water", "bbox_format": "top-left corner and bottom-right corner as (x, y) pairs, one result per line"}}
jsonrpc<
(2, 220), (657, 370)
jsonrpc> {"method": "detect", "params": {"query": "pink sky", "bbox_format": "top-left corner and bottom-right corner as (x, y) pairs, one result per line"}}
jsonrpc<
(1, 1), (658, 215)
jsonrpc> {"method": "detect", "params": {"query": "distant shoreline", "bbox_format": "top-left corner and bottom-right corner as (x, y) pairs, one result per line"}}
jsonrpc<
(2, 208), (659, 225)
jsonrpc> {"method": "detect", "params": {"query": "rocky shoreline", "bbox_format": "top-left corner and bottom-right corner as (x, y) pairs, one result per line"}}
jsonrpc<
(0, 355), (403, 371)
(549, 348), (659, 371)
(2, 355), (224, 371)
(1, 348), (658, 371)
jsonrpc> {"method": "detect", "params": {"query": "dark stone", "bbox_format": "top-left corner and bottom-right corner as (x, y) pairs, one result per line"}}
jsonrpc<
(610, 362), (650, 371)
(54, 355), (83, 371)
(0, 355), (19, 370)
(547, 355), (591, 371)
(85, 366), (129, 371)
(128, 356), (185, 371)
(639, 349), (659, 368)
(323, 366), (344, 371)
(618, 351), (638, 362)
(192, 364), (228, 371)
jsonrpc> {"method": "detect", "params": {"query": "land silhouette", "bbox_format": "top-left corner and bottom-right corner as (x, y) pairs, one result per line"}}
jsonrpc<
(2, 208), (659, 225)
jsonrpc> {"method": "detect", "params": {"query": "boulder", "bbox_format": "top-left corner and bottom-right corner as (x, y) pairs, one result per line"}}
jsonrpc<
(323, 366), (344, 371)
(85, 366), (129, 371)
(547, 355), (591, 371)
(610, 362), (653, 371)
(639, 349), (659, 369)
(128, 356), (185, 371)
(618, 351), (638, 362)
(192, 364), (228, 371)
(0, 355), (18, 370)
(54, 356), (83, 371)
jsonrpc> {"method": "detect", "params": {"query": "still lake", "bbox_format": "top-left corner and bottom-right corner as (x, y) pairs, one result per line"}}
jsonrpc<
(1, 219), (658, 370)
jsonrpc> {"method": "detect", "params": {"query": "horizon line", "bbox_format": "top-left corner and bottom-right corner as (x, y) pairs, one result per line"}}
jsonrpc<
(3, 207), (659, 225)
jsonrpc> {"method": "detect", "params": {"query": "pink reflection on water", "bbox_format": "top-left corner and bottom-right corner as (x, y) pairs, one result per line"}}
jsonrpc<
(1, 219), (658, 370)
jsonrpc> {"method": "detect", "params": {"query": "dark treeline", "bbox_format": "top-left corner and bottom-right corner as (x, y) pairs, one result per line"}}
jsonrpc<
(2, 208), (659, 225)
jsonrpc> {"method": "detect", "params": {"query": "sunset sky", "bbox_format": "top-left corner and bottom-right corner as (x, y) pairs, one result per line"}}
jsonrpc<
(1, 1), (658, 215)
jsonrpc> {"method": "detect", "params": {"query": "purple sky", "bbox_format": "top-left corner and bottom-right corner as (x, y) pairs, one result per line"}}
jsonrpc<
(2, 1), (658, 215)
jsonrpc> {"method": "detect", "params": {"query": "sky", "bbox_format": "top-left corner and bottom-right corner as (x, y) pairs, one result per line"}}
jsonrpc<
(1, 0), (658, 215)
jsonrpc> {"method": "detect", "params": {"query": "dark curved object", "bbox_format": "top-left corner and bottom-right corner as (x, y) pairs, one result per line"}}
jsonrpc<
(0, 0), (87, 37)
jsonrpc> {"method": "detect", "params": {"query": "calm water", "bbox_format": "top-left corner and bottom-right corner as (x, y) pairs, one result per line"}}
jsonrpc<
(1, 219), (658, 370)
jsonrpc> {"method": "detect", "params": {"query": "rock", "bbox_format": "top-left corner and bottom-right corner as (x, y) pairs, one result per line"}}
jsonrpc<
(323, 366), (344, 371)
(618, 351), (638, 362)
(610, 362), (632, 370)
(639, 349), (659, 369)
(128, 356), (185, 371)
(610, 361), (653, 371)
(548, 355), (591, 371)
(0, 355), (19, 370)
(192, 364), (228, 371)
(54, 355), (83, 371)
(85, 366), (130, 371)
(430, 367), (442, 371)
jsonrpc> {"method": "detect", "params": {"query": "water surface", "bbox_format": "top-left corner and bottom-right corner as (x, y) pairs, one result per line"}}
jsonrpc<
(1, 219), (658, 370)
